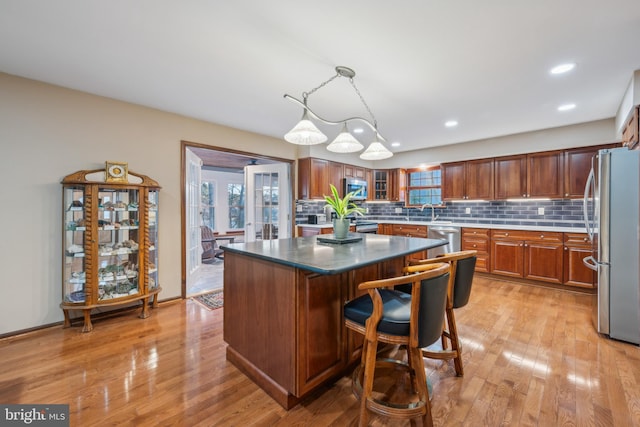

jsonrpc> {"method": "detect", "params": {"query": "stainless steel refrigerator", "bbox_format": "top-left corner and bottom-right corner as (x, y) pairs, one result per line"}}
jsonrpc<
(583, 147), (640, 345)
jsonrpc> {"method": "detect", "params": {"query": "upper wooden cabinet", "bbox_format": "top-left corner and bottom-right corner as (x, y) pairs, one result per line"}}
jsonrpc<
(388, 169), (406, 202)
(622, 106), (639, 149)
(344, 164), (365, 179)
(495, 151), (564, 199)
(369, 169), (405, 201)
(442, 159), (494, 200)
(494, 155), (526, 199)
(527, 150), (564, 198)
(329, 161), (344, 197)
(297, 158), (347, 199)
(298, 158), (329, 199)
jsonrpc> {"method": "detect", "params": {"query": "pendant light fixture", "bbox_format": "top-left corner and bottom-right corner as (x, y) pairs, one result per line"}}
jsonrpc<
(283, 66), (393, 159)
(326, 123), (364, 153)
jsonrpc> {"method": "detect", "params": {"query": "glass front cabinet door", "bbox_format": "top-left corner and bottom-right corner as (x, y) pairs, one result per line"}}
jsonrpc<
(61, 167), (161, 332)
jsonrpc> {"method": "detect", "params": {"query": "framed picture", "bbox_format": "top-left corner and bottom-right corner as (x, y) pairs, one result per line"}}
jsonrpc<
(105, 161), (128, 183)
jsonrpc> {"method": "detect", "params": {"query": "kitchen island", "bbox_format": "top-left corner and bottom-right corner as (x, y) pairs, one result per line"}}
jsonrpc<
(222, 233), (447, 409)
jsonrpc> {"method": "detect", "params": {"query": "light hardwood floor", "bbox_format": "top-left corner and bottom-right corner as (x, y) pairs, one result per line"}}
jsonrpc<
(2, 276), (639, 426)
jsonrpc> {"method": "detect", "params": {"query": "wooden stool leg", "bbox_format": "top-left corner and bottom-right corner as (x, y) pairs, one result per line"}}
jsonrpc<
(409, 346), (433, 427)
(359, 337), (378, 427)
(446, 308), (464, 376)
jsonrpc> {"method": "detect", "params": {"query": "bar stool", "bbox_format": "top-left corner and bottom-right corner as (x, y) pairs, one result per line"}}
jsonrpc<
(406, 250), (477, 376)
(344, 262), (450, 427)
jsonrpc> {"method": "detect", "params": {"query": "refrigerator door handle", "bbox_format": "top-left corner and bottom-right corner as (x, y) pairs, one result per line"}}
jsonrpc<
(583, 255), (598, 271)
(583, 167), (595, 243)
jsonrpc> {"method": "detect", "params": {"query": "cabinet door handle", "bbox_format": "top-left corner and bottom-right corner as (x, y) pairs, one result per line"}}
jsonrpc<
(540, 234), (544, 238)
(564, 247), (568, 250)
(473, 244), (477, 248)
(565, 193), (569, 197)
(505, 233), (509, 237)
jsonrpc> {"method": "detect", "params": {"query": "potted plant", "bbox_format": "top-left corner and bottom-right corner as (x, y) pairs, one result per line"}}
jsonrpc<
(323, 184), (366, 239)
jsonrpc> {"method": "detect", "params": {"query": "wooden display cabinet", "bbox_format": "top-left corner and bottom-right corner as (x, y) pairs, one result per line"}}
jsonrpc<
(61, 167), (161, 332)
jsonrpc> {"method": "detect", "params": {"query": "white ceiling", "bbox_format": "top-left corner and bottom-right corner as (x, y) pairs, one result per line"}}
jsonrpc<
(2, 1), (640, 154)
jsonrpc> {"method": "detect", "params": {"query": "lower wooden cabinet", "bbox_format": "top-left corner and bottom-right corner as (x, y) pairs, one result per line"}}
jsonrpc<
(563, 233), (596, 288)
(491, 230), (564, 284)
(391, 224), (428, 261)
(376, 223), (595, 289)
(297, 225), (354, 237)
(461, 228), (490, 272)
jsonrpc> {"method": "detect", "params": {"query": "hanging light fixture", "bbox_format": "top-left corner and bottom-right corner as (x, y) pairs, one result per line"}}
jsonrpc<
(326, 123), (364, 153)
(360, 132), (393, 160)
(283, 66), (393, 159)
(283, 101), (327, 145)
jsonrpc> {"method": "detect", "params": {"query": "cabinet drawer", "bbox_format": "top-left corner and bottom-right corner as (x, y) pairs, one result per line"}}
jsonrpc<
(392, 224), (427, 237)
(462, 237), (488, 253)
(475, 255), (490, 273)
(491, 229), (562, 243)
(564, 232), (590, 246)
(462, 227), (490, 237)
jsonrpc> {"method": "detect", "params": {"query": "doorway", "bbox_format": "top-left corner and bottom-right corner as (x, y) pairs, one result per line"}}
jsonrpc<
(181, 141), (294, 297)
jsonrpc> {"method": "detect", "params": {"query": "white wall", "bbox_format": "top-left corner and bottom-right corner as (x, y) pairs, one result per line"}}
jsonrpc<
(0, 72), (295, 335)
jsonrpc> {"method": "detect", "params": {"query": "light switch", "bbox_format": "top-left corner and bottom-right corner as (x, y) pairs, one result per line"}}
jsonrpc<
(465, 207), (471, 214)
(296, 205), (303, 212)
(395, 207), (403, 213)
(538, 207), (545, 215)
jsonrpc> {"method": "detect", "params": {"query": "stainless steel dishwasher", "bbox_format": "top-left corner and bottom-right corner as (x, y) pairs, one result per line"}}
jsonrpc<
(427, 225), (461, 258)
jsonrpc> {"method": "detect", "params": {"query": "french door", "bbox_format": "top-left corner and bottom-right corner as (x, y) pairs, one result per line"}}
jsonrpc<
(244, 163), (291, 242)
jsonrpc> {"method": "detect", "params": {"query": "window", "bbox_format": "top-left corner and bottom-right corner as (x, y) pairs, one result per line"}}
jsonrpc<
(201, 182), (216, 230)
(228, 183), (245, 229)
(406, 167), (442, 206)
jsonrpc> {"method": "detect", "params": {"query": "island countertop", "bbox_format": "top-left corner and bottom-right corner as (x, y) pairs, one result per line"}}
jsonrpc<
(222, 233), (447, 275)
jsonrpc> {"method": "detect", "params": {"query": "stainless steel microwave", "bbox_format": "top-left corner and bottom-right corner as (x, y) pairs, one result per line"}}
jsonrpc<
(343, 178), (368, 200)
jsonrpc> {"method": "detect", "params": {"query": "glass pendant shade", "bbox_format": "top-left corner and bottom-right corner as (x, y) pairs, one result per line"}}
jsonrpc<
(359, 136), (393, 160)
(326, 124), (364, 153)
(284, 109), (327, 145)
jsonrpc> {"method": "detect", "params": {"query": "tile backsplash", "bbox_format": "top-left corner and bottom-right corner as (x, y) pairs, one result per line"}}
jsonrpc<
(296, 199), (587, 228)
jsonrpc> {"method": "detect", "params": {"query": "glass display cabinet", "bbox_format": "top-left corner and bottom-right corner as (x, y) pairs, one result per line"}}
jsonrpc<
(61, 163), (161, 332)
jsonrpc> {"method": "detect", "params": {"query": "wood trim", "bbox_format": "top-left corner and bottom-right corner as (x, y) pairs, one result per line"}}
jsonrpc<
(179, 140), (295, 298)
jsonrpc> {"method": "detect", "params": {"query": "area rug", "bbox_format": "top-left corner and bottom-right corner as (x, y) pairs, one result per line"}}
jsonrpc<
(193, 289), (223, 310)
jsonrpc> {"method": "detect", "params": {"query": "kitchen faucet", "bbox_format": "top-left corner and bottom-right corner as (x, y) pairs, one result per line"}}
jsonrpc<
(419, 203), (439, 222)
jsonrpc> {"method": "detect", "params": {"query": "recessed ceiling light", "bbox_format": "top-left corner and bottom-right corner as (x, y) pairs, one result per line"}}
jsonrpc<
(391, 142), (401, 147)
(352, 127), (364, 134)
(445, 120), (458, 128)
(550, 63), (576, 75)
(557, 103), (576, 111)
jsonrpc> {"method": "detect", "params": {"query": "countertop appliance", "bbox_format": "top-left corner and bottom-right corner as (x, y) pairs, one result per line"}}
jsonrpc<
(427, 225), (461, 258)
(583, 147), (640, 345)
(343, 178), (368, 200)
(354, 220), (378, 233)
(307, 214), (327, 224)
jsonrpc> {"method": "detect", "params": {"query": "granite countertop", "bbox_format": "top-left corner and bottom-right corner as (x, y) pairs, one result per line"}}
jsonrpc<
(221, 234), (447, 275)
(297, 220), (586, 234)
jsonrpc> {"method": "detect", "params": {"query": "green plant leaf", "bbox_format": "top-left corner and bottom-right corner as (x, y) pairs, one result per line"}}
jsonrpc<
(323, 184), (366, 219)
